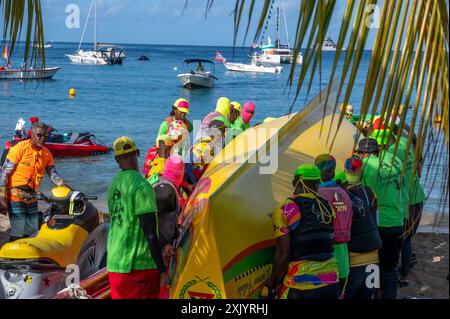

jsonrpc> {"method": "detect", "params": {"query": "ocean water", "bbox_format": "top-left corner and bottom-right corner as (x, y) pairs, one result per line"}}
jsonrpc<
(0, 42), (448, 216)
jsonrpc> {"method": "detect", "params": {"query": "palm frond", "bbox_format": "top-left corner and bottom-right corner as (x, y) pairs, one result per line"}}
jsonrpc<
(1, 0), (45, 68)
(232, 0), (449, 216)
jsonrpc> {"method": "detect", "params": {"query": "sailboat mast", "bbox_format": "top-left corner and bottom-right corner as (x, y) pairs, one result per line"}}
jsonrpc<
(78, 0), (95, 51)
(276, 7), (280, 49)
(94, 0), (97, 51)
(281, 0), (291, 49)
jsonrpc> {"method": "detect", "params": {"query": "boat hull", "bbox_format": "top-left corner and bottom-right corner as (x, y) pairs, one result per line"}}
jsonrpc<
(66, 53), (109, 65)
(45, 143), (111, 157)
(224, 62), (283, 74)
(0, 67), (61, 80)
(177, 73), (215, 88)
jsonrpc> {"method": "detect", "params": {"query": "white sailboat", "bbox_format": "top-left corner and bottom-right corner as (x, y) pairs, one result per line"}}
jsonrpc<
(66, 0), (124, 65)
(252, 0), (302, 65)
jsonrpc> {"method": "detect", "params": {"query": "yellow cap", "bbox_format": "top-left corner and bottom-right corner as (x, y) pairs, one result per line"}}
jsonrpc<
(231, 101), (242, 113)
(113, 136), (139, 156)
(173, 98), (190, 114)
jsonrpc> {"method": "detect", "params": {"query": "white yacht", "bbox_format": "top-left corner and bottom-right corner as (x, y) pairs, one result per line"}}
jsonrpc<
(322, 35), (347, 51)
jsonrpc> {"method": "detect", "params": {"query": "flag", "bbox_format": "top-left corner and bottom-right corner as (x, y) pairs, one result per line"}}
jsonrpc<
(2, 45), (8, 60)
(215, 51), (226, 63)
(2, 44), (11, 68)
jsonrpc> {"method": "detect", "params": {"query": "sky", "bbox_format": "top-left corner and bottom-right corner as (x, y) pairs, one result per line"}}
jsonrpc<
(36, 0), (378, 48)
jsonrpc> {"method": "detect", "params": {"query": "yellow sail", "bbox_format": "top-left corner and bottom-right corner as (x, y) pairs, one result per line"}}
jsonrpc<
(170, 82), (360, 299)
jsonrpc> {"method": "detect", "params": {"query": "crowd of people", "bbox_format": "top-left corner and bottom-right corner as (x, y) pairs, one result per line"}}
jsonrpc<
(0, 97), (426, 299)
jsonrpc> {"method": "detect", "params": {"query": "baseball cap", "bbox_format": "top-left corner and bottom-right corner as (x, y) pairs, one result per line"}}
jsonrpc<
(174, 98), (190, 114)
(113, 136), (139, 157)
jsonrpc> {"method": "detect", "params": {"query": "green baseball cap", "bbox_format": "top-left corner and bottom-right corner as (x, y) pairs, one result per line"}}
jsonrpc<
(294, 163), (322, 181)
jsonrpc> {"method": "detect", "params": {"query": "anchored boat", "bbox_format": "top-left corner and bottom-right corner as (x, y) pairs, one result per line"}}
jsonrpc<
(0, 67), (61, 80)
(177, 59), (217, 89)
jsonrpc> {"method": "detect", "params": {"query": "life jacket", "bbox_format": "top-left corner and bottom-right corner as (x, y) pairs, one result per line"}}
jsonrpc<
(142, 146), (158, 178)
(197, 111), (223, 140)
(346, 185), (382, 253)
(288, 195), (335, 261)
(166, 116), (191, 137)
(319, 185), (353, 243)
(153, 179), (181, 248)
(158, 176), (186, 209)
(1, 139), (20, 166)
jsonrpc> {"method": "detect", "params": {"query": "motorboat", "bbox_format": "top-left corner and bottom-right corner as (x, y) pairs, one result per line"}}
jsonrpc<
(0, 66), (61, 80)
(223, 60), (283, 74)
(177, 59), (217, 89)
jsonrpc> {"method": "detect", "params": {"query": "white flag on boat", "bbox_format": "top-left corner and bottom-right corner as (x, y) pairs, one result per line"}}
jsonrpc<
(215, 51), (226, 63)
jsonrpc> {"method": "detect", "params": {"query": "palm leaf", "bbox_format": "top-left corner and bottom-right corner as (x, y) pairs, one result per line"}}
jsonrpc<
(1, 0), (45, 69)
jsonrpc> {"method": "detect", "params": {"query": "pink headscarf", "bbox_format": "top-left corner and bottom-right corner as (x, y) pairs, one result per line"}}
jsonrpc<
(242, 102), (255, 124)
(162, 155), (185, 188)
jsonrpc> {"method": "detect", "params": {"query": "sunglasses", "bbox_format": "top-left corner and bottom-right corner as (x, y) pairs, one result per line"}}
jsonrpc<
(245, 110), (255, 115)
(35, 133), (48, 139)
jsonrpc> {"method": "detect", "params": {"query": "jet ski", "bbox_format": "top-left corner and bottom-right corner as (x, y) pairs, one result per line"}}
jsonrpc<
(0, 186), (109, 299)
(45, 132), (112, 157)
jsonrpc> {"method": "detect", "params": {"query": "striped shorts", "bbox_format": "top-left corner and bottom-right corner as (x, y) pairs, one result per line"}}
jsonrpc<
(8, 200), (39, 238)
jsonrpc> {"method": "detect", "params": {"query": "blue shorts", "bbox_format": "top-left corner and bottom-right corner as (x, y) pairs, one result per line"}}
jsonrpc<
(8, 201), (39, 238)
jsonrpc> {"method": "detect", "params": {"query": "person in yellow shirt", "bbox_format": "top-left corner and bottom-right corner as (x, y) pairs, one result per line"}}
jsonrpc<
(0, 122), (67, 241)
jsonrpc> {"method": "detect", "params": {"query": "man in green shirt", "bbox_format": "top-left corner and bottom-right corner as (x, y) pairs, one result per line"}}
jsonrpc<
(107, 136), (168, 299)
(357, 137), (407, 299)
(382, 129), (426, 286)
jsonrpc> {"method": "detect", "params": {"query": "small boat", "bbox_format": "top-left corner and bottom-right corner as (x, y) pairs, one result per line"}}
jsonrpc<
(137, 54), (150, 61)
(0, 66), (61, 80)
(322, 35), (347, 51)
(177, 59), (217, 89)
(34, 41), (53, 49)
(45, 132), (111, 157)
(223, 60), (283, 74)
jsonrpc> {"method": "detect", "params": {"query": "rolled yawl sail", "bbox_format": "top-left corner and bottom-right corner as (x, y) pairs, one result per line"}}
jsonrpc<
(170, 81), (360, 299)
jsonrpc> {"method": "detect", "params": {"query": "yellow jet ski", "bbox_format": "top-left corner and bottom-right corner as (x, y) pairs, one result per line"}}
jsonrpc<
(0, 186), (108, 299)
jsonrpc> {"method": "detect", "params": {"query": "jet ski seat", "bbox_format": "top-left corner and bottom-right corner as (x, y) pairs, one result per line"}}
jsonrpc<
(0, 223), (89, 268)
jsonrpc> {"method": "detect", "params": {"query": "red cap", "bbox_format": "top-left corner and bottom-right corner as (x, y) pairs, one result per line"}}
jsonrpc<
(29, 116), (40, 124)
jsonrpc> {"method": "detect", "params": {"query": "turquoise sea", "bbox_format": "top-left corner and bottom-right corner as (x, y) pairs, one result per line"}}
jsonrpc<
(0, 42), (448, 217)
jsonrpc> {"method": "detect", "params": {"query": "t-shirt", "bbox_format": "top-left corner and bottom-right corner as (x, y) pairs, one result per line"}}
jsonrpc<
(107, 170), (158, 273)
(273, 195), (339, 290)
(6, 139), (54, 200)
(361, 154), (408, 227)
(387, 137), (425, 205)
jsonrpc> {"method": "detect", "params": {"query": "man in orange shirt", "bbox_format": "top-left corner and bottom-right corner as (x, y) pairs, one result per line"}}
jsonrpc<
(0, 122), (67, 242)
